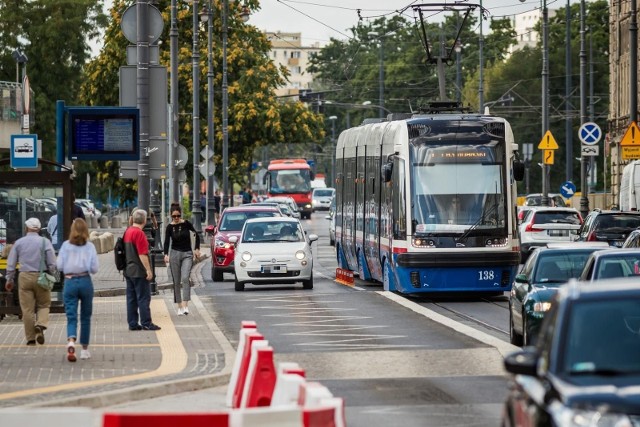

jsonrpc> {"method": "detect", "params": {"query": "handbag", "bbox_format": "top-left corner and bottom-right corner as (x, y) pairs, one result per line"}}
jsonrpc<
(37, 238), (56, 291)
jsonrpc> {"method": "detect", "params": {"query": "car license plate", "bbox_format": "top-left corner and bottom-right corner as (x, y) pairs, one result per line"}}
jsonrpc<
(262, 265), (287, 273)
(548, 230), (568, 237)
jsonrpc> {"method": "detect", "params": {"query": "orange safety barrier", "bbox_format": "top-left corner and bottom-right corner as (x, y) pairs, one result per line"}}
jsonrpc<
(232, 331), (265, 408)
(103, 413), (229, 427)
(334, 268), (354, 286)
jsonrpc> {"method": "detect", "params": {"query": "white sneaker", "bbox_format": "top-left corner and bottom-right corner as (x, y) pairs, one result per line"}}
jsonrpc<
(80, 349), (91, 360)
(177, 307), (185, 316)
(184, 307), (189, 315)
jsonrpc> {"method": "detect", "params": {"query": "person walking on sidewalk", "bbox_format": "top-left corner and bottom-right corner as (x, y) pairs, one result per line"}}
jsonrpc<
(57, 218), (99, 362)
(163, 204), (201, 315)
(4, 218), (56, 346)
(124, 209), (161, 331)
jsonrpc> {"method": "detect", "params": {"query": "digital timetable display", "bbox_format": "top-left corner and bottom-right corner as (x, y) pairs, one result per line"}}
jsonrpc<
(67, 107), (139, 161)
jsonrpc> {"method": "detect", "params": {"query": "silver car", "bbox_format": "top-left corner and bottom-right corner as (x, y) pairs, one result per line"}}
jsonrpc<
(312, 188), (335, 212)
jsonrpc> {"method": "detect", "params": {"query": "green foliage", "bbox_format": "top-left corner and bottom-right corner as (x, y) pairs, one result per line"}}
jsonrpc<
(78, 0), (326, 201)
(0, 0), (107, 182)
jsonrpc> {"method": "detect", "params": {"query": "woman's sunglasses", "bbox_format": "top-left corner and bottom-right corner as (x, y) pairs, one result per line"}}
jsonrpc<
(172, 214), (181, 218)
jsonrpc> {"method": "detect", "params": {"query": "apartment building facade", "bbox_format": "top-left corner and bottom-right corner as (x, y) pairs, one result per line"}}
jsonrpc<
(265, 31), (320, 97)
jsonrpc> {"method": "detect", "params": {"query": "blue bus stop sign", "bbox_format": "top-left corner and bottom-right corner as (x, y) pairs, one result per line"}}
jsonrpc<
(560, 181), (577, 198)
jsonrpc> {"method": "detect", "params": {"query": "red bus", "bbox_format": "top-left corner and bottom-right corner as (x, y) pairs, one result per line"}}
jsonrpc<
(265, 159), (314, 219)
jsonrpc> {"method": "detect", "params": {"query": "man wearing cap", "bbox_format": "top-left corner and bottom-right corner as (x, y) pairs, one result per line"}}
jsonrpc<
(4, 218), (57, 345)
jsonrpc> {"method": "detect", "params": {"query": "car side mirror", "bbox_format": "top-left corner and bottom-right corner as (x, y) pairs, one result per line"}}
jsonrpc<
(308, 234), (319, 242)
(513, 160), (525, 181)
(325, 215), (331, 220)
(205, 225), (216, 236)
(503, 349), (538, 376)
(514, 274), (528, 284)
(228, 236), (238, 244)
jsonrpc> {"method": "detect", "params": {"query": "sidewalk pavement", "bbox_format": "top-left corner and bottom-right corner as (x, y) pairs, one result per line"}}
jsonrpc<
(0, 239), (235, 409)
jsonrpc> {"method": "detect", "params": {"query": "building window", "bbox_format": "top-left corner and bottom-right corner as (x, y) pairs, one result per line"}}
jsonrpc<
(291, 51), (301, 59)
(291, 66), (301, 74)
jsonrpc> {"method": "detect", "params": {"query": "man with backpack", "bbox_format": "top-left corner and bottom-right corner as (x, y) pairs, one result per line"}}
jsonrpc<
(122, 209), (161, 331)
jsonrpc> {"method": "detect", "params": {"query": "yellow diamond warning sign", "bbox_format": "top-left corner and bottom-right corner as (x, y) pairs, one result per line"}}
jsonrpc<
(538, 130), (559, 150)
(621, 121), (640, 146)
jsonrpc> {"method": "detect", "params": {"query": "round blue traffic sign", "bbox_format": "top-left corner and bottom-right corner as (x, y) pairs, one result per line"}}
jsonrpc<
(578, 122), (602, 146)
(560, 181), (577, 198)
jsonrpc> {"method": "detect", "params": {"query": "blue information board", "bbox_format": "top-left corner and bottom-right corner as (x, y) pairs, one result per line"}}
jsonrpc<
(10, 134), (38, 169)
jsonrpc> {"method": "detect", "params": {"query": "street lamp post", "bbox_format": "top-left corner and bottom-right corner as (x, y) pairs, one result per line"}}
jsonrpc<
(191, 0), (203, 236)
(222, 0), (230, 210)
(541, 0), (550, 206)
(579, 0), (590, 218)
(202, 1), (215, 226)
(222, 1), (249, 211)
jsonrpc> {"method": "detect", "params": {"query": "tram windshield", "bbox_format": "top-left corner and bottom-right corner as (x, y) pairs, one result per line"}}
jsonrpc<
(410, 142), (506, 235)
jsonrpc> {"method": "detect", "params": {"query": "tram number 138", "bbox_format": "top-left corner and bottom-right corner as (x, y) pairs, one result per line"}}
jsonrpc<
(478, 271), (496, 281)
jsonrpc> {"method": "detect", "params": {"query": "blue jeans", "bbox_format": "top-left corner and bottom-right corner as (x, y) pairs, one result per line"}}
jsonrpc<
(63, 276), (94, 346)
(125, 276), (152, 328)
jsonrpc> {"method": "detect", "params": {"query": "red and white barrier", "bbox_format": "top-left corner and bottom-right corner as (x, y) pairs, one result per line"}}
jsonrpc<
(239, 341), (277, 408)
(271, 362), (306, 407)
(226, 321), (258, 407)
(231, 331), (265, 408)
(103, 413), (229, 427)
(224, 321), (346, 426)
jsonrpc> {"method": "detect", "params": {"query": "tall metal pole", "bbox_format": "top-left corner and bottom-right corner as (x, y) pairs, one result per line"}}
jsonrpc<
(222, 0), (230, 210)
(565, 0), (573, 183)
(588, 26), (595, 191)
(206, 0), (215, 225)
(137, 0), (150, 211)
(169, 0), (179, 203)
(191, 0), (203, 235)
(378, 38), (384, 119)
(631, 0), (638, 125)
(478, 0), (484, 113)
(541, 0), (550, 206)
(579, 0), (589, 218)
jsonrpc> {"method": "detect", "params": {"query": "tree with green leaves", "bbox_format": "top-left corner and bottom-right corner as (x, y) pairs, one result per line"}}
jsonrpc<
(78, 0), (326, 206)
(0, 0), (107, 167)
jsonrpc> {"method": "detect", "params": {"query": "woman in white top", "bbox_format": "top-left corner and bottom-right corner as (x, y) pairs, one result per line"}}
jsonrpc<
(56, 218), (99, 362)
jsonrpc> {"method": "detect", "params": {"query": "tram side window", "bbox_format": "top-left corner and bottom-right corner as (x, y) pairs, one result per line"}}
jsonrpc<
(392, 158), (406, 239)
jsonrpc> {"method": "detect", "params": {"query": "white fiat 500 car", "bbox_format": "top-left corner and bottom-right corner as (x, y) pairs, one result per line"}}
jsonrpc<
(230, 217), (318, 291)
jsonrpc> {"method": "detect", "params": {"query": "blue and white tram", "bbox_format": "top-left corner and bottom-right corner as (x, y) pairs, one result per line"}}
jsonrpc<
(334, 112), (525, 294)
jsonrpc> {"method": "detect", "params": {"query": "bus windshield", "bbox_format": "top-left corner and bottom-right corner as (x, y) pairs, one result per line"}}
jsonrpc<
(268, 169), (312, 195)
(410, 142), (506, 235)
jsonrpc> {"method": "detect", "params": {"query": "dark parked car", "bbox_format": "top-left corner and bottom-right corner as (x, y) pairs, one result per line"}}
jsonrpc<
(509, 243), (609, 346)
(576, 209), (640, 247)
(502, 280), (640, 427)
(578, 248), (640, 282)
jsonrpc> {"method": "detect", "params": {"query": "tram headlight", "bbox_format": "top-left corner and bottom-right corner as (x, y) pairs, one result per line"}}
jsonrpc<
(413, 238), (435, 248)
(485, 238), (508, 247)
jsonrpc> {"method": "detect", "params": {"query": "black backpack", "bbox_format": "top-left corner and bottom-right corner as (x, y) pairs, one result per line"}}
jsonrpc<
(114, 235), (127, 271)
